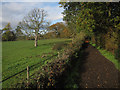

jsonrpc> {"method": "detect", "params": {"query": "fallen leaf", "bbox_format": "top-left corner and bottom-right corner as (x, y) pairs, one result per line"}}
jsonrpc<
(98, 84), (100, 87)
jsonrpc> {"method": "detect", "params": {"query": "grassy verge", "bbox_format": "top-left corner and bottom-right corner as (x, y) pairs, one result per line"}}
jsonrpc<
(98, 49), (120, 71)
(90, 42), (120, 71)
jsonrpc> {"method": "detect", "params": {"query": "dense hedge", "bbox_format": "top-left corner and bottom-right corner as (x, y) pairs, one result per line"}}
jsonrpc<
(115, 30), (120, 62)
(13, 32), (86, 88)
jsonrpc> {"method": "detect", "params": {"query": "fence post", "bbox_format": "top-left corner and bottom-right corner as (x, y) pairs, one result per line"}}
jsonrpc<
(58, 52), (60, 58)
(27, 66), (29, 87)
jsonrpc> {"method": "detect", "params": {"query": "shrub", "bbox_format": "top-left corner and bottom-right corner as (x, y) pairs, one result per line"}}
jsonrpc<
(2, 31), (16, 41)
(52, 43), (67, 51)
(115, 49), (120, 62)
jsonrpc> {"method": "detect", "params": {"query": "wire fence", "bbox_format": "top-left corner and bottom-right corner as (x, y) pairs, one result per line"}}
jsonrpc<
(0, 54), (57, 83)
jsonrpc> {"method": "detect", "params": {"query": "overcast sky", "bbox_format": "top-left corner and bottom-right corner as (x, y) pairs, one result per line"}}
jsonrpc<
(0, 2), (64, 29)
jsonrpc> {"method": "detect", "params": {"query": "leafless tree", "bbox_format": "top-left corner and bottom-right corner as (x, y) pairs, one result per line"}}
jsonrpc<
(19, 8), (49, 47)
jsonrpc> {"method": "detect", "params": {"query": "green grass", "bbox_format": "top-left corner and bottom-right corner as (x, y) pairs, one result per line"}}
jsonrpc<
(2, 38), (72, 88)
(98, 49), (120, 71)
(90, 42), (120, 71)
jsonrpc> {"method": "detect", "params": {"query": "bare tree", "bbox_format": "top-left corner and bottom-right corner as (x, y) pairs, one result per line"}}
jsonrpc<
(19, 8), (49, 47)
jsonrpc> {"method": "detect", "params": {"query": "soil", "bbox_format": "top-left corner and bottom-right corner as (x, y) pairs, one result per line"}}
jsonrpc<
(57, 43), (120, 88)
(78, 44), (120, 88)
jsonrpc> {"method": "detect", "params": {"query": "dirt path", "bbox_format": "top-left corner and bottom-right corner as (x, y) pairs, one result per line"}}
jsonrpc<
(56, 43), (120, 88)
(78, 44), (120, 88)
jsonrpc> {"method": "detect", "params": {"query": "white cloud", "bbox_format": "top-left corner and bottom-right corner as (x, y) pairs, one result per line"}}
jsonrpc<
(2, 0), (60, 2)
(2, 0), (120, 2)
(1, 2), (63, 29)
(44, 5), (63, 21)
(0, 2), (2, 29)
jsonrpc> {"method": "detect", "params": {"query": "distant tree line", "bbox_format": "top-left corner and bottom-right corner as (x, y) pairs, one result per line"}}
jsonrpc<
(1, 22), (72, 42)
(1, 22), (28, 41)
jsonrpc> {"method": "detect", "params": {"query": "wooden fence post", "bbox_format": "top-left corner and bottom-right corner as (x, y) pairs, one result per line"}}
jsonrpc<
(58, 52), (60, 58)
(27, 66), (29, 87)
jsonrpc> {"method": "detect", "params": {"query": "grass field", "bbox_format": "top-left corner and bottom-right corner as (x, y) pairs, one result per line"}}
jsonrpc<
(2, 38), (72, 88)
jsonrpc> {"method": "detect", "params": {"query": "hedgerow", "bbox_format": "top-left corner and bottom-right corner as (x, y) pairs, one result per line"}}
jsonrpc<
(14, 32), (86, 88)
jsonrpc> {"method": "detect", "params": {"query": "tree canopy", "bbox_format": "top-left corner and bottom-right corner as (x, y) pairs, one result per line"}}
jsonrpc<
(59, 2), (120, 54)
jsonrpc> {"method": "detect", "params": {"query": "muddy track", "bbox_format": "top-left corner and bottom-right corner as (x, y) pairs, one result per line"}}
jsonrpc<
(78, 44), (120, 88)
(57, 43), (120, 88)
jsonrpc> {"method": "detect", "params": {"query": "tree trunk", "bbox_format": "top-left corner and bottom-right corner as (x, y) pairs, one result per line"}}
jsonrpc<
(35, 35), (38, 47)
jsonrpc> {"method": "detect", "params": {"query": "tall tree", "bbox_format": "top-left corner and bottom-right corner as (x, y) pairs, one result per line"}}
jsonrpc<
(19, 8), (48, 47)
(0, 29), (2, 34)
(2, 22), (16, 41)
(59, 2), (120, 51)
(2, 31), (16, 41)
(59, 2), (82, 34)
(48, 22), (65, 37)
(2, 22), (12, 31)
(15, 26), (23, 37)
(59, 2), (95, 36)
